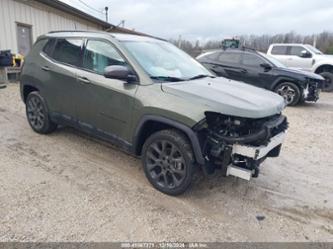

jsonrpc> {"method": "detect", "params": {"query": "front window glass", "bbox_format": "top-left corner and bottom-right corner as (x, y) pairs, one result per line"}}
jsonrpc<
(289, 46), (306, 56)
(122, 40), (211, 80)
(242, 54), (265, 67)
(83, 40), (126, 74)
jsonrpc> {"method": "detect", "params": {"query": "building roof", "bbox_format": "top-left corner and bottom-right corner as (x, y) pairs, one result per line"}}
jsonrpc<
(33, 0), (152, 37)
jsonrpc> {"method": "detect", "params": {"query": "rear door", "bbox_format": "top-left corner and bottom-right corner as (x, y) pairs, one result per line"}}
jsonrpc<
(75, 38), (138, 142)
(212, 52), (243, 81)
(40, 38), (83, 121)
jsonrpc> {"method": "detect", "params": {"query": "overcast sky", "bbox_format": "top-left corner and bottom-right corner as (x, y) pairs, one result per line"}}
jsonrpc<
(61, 0), (333, 41)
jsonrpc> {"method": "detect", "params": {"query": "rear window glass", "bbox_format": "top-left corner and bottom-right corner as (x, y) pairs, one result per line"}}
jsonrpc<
(271, 46), (288, 55)
(52, 38), (83, 66)
(218, 52), (241, 64)
(42, 38), (56, 56)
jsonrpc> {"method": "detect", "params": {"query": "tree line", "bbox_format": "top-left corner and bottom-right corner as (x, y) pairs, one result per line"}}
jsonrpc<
(170, 31), (333, 57)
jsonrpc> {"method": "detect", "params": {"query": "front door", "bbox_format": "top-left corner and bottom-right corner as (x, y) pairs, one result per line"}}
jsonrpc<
(17, 24), (32, 56)
(76, 39), (137, 143)
(240, 53), (274, 89)
(287, 45), (313, 70)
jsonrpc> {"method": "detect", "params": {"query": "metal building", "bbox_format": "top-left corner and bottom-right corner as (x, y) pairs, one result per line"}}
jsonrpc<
(0, 0), (145, 56)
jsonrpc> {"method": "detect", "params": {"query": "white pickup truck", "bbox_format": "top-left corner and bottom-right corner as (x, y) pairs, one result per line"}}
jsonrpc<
(267, 43), (333, 91)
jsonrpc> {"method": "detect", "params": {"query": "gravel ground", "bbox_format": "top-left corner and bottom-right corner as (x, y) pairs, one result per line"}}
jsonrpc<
(0, 83), (332, 242)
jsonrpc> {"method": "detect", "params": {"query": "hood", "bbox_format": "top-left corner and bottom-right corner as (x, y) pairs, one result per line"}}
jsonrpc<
(277, 67), (324, 80)
(316, 54), (333, 60)
(161, 77), (286, 119)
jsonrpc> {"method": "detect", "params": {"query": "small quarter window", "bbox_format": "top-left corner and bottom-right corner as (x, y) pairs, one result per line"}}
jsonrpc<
(42, 38), (56, 57)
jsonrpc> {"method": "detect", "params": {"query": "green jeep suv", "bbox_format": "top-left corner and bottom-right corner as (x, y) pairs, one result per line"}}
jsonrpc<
(20, 31), (288, 195)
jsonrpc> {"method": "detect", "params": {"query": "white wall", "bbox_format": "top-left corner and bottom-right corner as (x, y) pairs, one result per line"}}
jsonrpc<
(0, 0), (103, 54)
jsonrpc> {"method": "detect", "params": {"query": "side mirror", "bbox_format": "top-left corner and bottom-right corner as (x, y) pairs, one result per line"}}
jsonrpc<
(104, 65), (137, 83)
(300, 50), (312, 58)
(260, 63), (272, 71)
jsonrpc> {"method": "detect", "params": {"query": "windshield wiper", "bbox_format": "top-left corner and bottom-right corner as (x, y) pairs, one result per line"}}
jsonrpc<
(150, 76), (185, 82)
(187, 74), (215, 80)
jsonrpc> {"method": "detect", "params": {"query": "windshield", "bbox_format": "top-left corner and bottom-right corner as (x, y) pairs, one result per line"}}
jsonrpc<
(260, 53), (287, 68)
(304, 44), (323, 55)
(122, 40), (213, 81)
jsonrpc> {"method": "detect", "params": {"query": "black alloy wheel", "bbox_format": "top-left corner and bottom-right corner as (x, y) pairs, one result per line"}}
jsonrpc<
(26, 92), (57, 134)
(275, 82), (301, 106)
(142, 129), (195, 195)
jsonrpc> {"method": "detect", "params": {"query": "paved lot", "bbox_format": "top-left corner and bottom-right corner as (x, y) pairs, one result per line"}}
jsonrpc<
(0, 83), (332, 242)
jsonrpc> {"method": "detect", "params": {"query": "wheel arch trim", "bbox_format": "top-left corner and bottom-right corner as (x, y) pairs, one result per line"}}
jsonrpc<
(133, 115), (205, 165)
(271, 77), (303, 91)
(314, 64), (333, 74)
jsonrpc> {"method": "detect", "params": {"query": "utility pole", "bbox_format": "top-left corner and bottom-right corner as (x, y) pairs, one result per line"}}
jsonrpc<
(105, 6), (109, 23)
(313, 34), (317, 48)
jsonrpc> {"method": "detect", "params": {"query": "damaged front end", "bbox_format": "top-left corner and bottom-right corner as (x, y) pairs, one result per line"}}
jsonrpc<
(194, 112), (288, 180)
(303, 79), (322, 102)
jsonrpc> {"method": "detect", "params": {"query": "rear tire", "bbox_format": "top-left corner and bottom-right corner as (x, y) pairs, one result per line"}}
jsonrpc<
(26, 91), (57, 134)
(319, 72), (333, 92)
(142, 129), (195, 196)
(274, 82), (301, 106)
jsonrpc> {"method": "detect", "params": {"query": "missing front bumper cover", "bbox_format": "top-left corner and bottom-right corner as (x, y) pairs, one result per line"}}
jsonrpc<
(232, 132), (286, 160)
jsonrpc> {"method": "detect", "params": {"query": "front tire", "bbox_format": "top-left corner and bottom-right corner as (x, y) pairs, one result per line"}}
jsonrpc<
(26, 91), (57, 134)
(142, 129), (195, 196)
(274, 82), (301, 106)
(319, 72), (333, 92)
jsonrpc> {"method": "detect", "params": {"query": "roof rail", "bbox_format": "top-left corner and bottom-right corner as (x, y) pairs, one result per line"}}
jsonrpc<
(48, 30), (99, 34)
(223, 46), (258, 53)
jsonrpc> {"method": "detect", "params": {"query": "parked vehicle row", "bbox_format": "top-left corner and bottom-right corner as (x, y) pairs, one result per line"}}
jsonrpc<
(197, 48), (324, 106)
(20, 31), (288, 195)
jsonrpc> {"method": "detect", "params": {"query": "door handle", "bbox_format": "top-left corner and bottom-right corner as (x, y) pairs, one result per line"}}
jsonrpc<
(77, 76), (90, 84)
(240, 69), (247, 73)
(41, 66), (50, 71)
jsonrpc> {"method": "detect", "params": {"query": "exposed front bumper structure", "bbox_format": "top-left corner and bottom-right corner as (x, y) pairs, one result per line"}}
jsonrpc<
(200, 113), (288, 178)
(304, 81), (321, 102)
(232, 132), (286, 160)
(226, 132), (286, 180)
